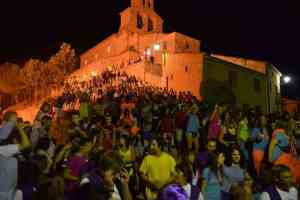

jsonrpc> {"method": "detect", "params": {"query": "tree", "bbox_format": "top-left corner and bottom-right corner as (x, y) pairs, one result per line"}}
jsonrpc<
(48, 42), (80, 75)
(20, 59), (45, 87)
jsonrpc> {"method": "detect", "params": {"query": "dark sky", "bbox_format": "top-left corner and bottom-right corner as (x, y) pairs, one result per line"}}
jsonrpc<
(0, 0), (299, 97)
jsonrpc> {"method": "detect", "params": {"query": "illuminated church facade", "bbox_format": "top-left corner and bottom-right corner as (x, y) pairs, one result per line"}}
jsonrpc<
(77, 0), (202, 98)
(75, 0), (281, 113)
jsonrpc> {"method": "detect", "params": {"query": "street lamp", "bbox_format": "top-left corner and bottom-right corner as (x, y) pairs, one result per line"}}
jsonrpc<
(153, 44), (160, 51)
(283, 76), (291, 84)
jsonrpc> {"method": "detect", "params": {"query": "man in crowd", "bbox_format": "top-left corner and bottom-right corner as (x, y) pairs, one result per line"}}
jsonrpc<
(140, 137), (176, 200)
(0, 111), (31, 200)
(260, 165), (298, 200)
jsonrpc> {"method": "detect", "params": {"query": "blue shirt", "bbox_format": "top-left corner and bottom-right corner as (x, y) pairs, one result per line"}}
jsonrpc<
(186, 114), (200, 133)
(251, 128), (269, 150)
(223, 166), (245, 192)
(203, 168), (221, 200)
(271, 131), (289, 162)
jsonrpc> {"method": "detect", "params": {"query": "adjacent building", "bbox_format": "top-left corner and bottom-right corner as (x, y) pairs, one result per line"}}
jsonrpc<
(202, 54), (281, 113)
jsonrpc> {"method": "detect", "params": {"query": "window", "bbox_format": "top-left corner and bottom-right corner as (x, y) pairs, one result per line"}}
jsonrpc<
(185, 42), (190, 49)
(163, 42), (167, 50)
(137, 13), (143, 29)
(148, 1), (151, 8)
(228, 71), (237, 88)
(129, 46), (135, 51)
(148, 17), (153, 32)
(254, 78), (261, 93)
(143, 0), (145, 7)
(185, 66), (188, 72)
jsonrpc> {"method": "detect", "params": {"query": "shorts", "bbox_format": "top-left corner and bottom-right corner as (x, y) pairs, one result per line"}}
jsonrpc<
(186, 132), (199, 138)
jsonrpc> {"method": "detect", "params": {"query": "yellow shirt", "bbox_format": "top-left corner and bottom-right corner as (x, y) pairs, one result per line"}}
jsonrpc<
(140, 152), (176, 200)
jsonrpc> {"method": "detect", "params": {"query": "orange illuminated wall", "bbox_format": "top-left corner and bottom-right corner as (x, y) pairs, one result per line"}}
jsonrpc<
(282, 98), (300, 113)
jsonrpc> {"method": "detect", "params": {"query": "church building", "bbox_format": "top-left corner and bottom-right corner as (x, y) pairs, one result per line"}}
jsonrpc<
(77, 0), (203, 98)
(74, 0), (281, 113)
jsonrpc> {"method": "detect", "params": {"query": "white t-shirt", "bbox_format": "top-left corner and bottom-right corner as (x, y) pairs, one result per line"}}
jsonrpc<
(0, 144), (19, 157)
(260, 187), (298, 200)
(0, 154), (18, 200)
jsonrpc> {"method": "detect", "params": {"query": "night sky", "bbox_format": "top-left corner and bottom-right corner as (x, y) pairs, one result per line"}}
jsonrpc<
(0, 0), (299, 97)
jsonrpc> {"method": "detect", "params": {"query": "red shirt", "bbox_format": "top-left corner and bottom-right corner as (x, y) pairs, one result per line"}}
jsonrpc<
(175, 111), (187, 129)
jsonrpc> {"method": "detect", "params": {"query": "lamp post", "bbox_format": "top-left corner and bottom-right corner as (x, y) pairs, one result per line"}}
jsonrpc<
(283, 76), (291, 84)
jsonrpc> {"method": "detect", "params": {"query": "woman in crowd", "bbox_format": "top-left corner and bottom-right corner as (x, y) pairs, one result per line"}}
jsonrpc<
(251, 116), (269, 176)
(201, 152), (225, 200)
(218, 112), (238, 153)
(222, 148), (247, 200)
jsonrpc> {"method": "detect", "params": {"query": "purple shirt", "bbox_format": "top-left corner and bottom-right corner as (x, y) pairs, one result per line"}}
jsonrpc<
(196, 151), (213, 175)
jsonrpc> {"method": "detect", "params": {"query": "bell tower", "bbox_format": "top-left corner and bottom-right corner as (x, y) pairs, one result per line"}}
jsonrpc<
(119, 0), (163, 33)
(131, 0), (154, 10)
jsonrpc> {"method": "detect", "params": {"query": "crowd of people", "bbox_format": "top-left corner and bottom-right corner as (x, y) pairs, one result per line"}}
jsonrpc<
(1, 70), (300, 200)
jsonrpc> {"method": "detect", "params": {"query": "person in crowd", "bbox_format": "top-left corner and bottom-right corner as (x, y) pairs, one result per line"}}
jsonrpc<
(174, 163), (204, 200)
(0, 111), (31, 200)
(222, 148), (248, 199)
(294, 116), (300, 153)
(64, 138), (92, 197)
(140, 137), (176, 200)
(175, 104), (188, 151)
(30, 115), (52, 148)
(237, 115), (250, 162)
(196, 139), (217, 176)
(208, 104), (222, 140)
(268, 121), (300, 183)
(186, 104), (200, 151)
(218, 112), (238, 152)
(117, 135), (138, 195)
(78, 153), (133, 200)
(260, 165), (298, 200)
(158, 108), (175, 149)
(201, 152), (225, 200)
(251, 117), (269, 176)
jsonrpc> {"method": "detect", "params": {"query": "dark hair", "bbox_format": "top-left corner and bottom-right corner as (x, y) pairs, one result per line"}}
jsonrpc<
(175, 163), (192, 182)
(150, 136), (165, 149)
(207, 152), (219, 175)
(226, 147), (245, 168)
(98, 153), (121, 174)
(271, 165), (291, 181)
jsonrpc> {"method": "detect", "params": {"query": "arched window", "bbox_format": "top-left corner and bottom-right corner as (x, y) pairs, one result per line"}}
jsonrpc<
(143, 0), (146, 7)
(148, 17), (153, 32)
(137, 13), (144, 29)
(148, 1), (151, 8)
(185, 66), (188, 72)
